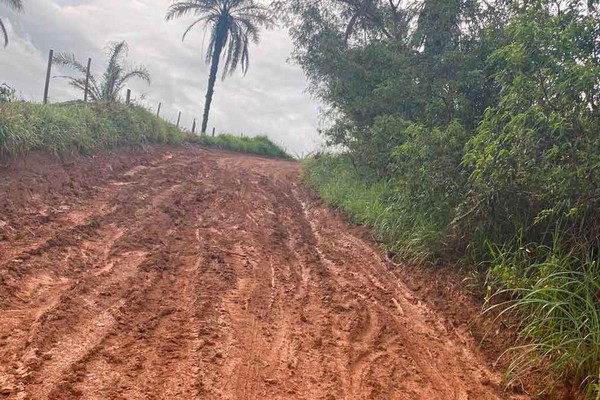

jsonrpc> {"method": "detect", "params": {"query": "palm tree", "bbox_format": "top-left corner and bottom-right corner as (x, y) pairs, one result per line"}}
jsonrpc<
(1, 0), (23, 47)
(53, 41), (150, 102)
(167, 0), (273, 134)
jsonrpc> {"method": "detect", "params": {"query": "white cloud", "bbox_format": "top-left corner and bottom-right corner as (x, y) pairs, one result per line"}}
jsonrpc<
(0, 0), (323, 154)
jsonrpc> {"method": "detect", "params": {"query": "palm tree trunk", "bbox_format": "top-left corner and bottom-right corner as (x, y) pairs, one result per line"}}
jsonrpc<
(201, 18), (227, 134)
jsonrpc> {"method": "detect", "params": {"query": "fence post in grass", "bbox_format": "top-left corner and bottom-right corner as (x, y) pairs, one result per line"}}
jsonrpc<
(126, 89), (131, 105)
(83, 57), (92, 102)
(192, 119), (196, 134)
(212, 127), (215, 137)
(156, 102), (161, 118)
(43, 49), (53, 104)
(176, 111), (181, 128)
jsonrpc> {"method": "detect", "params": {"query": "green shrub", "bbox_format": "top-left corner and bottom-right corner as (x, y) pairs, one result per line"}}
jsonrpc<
(463, 7), (600, 392)
(462, 0), (600, 256)
(0, 84), (17, 103)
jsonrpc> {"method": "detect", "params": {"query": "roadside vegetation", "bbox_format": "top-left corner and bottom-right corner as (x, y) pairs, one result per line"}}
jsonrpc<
(0, 100), (289, 159)
(291, 0), (600, 396)
(2, 0), (280, 158)
(0, 101), (186, 157)
(190, 133), (290, 158)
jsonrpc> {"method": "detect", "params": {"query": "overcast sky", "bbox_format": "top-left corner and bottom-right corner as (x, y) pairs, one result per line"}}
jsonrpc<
(0, 0), (323, 155)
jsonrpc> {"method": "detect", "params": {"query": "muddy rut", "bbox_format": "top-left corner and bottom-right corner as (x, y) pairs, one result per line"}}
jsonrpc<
(0, 147), (515, 399)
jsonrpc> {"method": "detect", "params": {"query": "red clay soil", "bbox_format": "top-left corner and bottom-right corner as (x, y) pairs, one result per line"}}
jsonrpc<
(0, 146), (529, 400)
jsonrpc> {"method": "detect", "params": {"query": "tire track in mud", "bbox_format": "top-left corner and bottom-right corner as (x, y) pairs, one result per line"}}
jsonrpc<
(294, 192), (501, 399)
(0, 148), (522, 399)
(0, 151), (210, 398)
(53, 163), (212, 400)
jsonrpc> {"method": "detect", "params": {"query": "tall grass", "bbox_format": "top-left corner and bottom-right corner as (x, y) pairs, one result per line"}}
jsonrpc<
(487, 252), (599, 398)
(189, 133), (290, 158)
(0, 101), (185, 157)
(302, 155), (445, 262)
(0, 101), (290, 159)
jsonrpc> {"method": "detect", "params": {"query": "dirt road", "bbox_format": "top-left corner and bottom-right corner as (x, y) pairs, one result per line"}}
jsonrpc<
(0, 147), (512, 399)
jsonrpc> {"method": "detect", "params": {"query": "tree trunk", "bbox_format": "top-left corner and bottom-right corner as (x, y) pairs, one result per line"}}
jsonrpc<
(202, 17), (227, 134)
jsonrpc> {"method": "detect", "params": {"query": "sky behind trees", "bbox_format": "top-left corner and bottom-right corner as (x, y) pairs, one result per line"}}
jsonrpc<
(0, 0), (322, 154)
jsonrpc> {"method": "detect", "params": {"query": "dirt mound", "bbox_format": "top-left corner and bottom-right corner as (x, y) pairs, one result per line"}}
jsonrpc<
(0, 147), (524, 399)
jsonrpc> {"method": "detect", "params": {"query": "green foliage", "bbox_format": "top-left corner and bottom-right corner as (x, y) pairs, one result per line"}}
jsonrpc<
(167, 0), (273, 78)
(0, 83), (17, 103)
(390, 121), (468, 219)
(189, 133), (290, 158)
(291, 0), (600, 395)
(0, 101), (288, 160)
(304, 154), (445, 262)
(0, 101), (185, 157)
(464, 0), (600, 252)
(487, 250), (600, 397)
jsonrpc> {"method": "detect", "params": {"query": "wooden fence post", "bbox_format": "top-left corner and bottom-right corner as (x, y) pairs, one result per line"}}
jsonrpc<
(43, 49), (53, 104)
(126, 89), (131, 105)
(84, 57), (92, 102)
(176, 111), (181, 128)
(192, 119), (196, 134)
(156, 102), (161, 118)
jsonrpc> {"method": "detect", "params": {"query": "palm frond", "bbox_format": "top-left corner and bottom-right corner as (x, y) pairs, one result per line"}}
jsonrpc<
(85, 74), (102, 101)
(221, 21), (241, 77)
(182, 14), (216, 41)
(1, 0), (23, 11)
(1, 0), (24, 47)
(106, 41), (128, 71)
(52, 51), (105, 100)
(0, 19), (8, 47)
(53, 53), (89, 75)
(101, 41), (128, 101)
(204, 26), (216, 64)
(51, 40), (148, 102)
(117, 67), (151, 87)
(169, 0), (273, 79)
(53, 75), (98, 101)
(167, 1), (219, 20)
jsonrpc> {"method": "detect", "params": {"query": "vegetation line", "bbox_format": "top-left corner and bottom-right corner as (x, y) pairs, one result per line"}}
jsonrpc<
(0, 101), (290, 159)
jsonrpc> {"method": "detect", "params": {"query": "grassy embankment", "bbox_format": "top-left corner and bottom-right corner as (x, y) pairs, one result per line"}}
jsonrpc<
(189, 133), (290, 159)
(0, 101), (289, 159)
